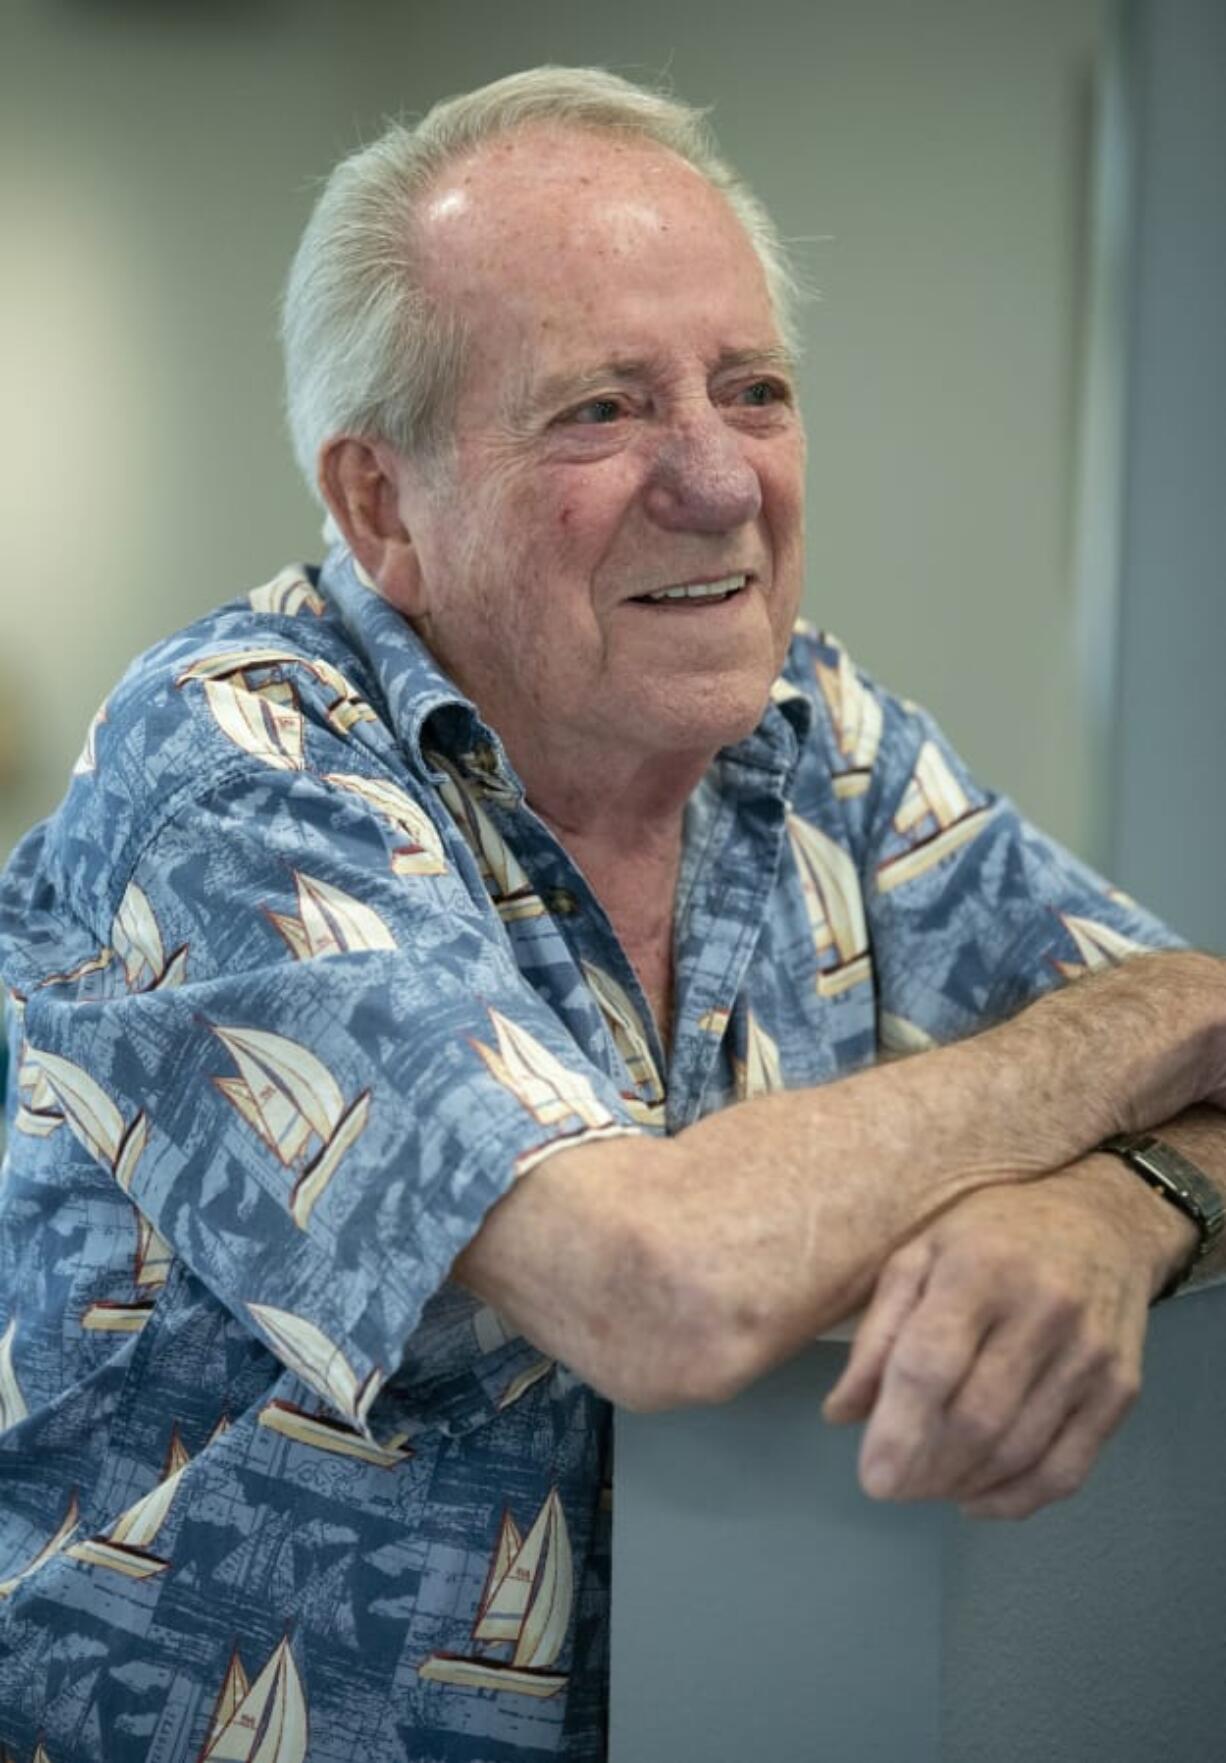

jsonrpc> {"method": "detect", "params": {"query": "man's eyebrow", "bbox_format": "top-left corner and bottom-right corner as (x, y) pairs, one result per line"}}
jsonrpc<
(503, 345), (799, 427)
(712, 345), (799, 380)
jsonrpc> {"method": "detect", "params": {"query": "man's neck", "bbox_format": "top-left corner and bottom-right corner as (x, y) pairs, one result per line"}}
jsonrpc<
(523, 758), (693, 1062)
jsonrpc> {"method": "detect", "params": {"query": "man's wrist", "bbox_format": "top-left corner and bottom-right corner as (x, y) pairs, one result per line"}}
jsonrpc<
(1076, 1150), (1200, 1302)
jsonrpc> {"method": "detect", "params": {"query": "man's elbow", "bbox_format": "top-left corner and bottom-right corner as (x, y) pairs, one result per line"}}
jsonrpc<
(592, 1217), (755, 1415)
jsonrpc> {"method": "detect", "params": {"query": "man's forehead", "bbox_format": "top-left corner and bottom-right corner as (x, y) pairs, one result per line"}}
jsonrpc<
(418, 123), (729, 257)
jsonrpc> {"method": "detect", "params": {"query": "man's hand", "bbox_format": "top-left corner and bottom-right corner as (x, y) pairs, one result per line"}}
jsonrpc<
(822, 1156), (1198, 1519)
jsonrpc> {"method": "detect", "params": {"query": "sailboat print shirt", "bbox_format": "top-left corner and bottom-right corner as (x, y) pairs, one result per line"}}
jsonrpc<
(0, 546), (1183, 1762)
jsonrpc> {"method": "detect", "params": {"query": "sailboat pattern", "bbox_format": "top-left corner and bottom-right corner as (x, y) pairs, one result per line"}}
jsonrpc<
(0, 548), (1183, 1760)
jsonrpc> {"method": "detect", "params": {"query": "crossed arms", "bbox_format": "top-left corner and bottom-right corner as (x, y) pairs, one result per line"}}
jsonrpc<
(454, 948), (1226, 1518)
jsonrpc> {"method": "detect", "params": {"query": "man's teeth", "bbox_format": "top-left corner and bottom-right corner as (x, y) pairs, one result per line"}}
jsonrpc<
(641, 574), (747, 603)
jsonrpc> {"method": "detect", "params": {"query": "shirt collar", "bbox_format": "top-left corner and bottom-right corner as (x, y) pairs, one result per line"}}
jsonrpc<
(317, 543), (526, 801)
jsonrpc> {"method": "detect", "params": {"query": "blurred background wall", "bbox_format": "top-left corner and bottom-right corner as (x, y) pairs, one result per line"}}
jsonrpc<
(1, 0), (1218, 946)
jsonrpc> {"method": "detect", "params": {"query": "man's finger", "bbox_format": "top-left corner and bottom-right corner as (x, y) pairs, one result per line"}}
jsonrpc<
(944, 1338), (1084, 1501)
(823, 1241), (933, 1425)
(958, 1320), (1144, 1518)
(876, 1306), (1063, 1500)
(852, 1283), (993, 1498)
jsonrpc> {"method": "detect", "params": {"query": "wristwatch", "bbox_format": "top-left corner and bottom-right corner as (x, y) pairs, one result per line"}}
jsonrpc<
(1099, 1131), (1225, 1300)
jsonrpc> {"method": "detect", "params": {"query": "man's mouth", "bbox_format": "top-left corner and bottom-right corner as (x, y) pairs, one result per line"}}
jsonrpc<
(629, 572), (750, 606)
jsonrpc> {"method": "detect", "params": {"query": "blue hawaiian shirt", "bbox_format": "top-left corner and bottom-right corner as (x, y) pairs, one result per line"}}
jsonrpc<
(0, 547), (1181, 1761)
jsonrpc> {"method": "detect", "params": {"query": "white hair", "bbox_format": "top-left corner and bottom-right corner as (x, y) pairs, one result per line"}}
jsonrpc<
(281, 65), (801, 525)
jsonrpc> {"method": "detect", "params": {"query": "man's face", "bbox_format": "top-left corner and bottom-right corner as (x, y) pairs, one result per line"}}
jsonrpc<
(391, 125), (806, 775)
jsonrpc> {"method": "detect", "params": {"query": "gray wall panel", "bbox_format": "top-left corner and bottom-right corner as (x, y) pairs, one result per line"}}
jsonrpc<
(1112, 0), (1226, 948)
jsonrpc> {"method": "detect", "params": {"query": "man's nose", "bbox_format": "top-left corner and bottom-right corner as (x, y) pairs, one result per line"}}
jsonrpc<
(642, 416), (763, 533)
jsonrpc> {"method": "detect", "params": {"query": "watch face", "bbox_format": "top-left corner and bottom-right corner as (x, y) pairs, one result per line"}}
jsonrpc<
(1139, 1145), (1223, 1238)
(1103, 1135), (1223, 1276)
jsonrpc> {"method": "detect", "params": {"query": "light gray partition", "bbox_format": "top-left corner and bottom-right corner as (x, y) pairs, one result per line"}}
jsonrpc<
(610, 1284), (1226, 1763)
(1110, 0), (1226, 952)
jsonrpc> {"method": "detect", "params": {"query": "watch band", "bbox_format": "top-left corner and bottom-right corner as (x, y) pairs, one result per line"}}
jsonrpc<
(1099, 1131), (1225, 1300)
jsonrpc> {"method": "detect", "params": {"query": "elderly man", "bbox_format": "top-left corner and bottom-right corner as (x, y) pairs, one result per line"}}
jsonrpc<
(0, 64), (1223, 1763)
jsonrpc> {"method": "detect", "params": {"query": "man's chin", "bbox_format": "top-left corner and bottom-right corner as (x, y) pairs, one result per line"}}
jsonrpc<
(619, 676), (774, 758)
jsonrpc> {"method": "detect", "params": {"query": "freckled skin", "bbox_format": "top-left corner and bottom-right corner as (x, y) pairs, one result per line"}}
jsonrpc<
(376, 123), (807, 825)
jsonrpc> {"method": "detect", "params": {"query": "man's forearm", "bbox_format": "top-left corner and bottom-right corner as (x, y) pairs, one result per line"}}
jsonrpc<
(646, 950), (1225, 1391)
(455, 951), (1226, 1411)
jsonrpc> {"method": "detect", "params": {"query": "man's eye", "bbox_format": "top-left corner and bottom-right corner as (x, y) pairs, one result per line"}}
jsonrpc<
(568, 397), (624, 425)
(736, 379), (787, 407)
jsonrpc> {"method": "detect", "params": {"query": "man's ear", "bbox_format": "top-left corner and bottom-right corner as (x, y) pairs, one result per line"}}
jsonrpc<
(317, 436), (427, 616)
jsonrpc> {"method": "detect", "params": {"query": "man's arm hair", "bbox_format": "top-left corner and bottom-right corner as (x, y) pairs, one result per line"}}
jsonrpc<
(453, 950), (1226, 1412)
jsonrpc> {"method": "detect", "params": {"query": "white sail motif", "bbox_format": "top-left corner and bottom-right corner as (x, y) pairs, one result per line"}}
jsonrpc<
(111, 881), (187, 991)
(0, 1492), (79, 1600)
(246, 1303), (375, 1423)
(135, 1211), (173, 1291)
(180, 647), (376, 741)
(419, 1488), (573, 1697)
(248, 567), (325, 619)
(214, 1025), (341, 1162)
(73, 702), (108, 776)
(878, 1011), (937, 1057)
(769, 676), (808, 712)
(267, 872), (397, 962)
(113, 881), (165, 988)
(212, 1024), (370, 1228)
(114, 1113), (149, 1195)
(23, 1050), (149, 1191)
(26, 1050), (123, 1165)
(81, 1301), (155, 1333)
(581, 962), (665, 1126)
(14, 1058), (65, 1139)
(258, 1400), (411, 1468)
(815, 645), (883, 797)
(293, 654), (376, 736)
(323, 772), (447, 877)
(179, 657), (307, 771)
(787, 816), (872, 997)
(198, 1635), (308, 1763)
(472, 1011), (614, 1131)
(473, 1306), (514, 1354)
(580, 963), (659, 1091)
(1055, 914), (1148, 979)
(431, 754), (545, 920)
(497, 1357), (554, 1411)
(67, 1426), (189, 1578)
(733, 1012), (785, 1101)
(37, 948), (114, 990)
(877, 741), (993, 893)
(0, 1318), (28, 1432)
(201, 1648), (250, 1746)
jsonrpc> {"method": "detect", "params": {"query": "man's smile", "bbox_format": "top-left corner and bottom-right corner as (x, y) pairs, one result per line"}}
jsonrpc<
(628, 571), (752, 606)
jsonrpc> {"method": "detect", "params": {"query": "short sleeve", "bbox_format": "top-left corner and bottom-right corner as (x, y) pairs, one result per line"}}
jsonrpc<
(858, 697), (1186, 1051)
(16, 759), (641, 1448)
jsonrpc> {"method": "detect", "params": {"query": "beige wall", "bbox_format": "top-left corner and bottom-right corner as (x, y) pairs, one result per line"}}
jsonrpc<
(0, 0), (1107, 862)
